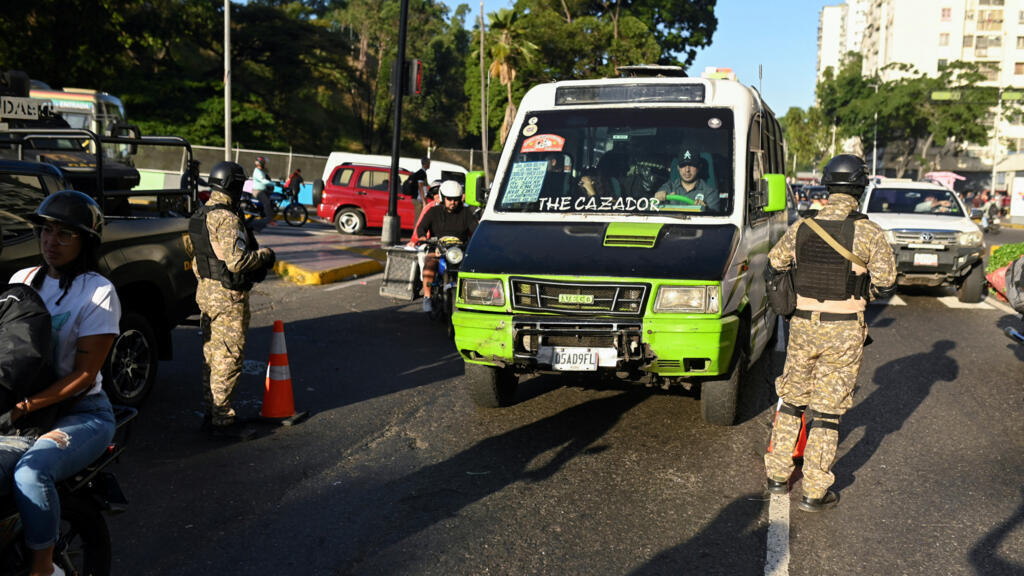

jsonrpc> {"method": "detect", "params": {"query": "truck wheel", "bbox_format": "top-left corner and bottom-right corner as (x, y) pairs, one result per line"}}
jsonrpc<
(466, 363), (517, 408)
(103, 312), (158, 407)
(957, 264), (985, 303)
(335, 208), (365, 235)
(701, 346), (746, 426)
(312, 179), (324, 207)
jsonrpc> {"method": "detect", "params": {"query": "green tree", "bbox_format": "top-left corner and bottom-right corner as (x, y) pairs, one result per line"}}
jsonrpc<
(780, 106), (831, 176)
(486, 9), (538, 146)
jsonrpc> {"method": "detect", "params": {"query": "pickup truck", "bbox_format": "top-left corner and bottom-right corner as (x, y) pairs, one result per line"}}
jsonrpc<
(1, 71), (199, 406)
(860, 179), (986, 302)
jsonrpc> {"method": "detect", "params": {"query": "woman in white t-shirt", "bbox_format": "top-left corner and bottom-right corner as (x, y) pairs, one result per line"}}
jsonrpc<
(1, 191), (120, 576)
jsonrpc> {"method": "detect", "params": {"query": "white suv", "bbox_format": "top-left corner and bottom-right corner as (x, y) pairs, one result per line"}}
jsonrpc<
(860, 180), (985, 302)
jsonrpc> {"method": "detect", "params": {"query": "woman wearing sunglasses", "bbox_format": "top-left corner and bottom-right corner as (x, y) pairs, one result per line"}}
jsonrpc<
(2, 190), (120, 576)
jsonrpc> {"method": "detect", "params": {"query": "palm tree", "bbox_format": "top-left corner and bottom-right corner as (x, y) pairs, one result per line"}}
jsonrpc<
(487, 9), (538, 146)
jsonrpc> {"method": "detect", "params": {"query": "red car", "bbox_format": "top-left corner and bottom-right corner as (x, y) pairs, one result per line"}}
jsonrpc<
(315, 163), (414, 234)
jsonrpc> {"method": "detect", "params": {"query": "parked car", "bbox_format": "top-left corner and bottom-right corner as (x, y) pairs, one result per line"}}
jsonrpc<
(859, 180), (985, 302)
(316, 163), (414, 234)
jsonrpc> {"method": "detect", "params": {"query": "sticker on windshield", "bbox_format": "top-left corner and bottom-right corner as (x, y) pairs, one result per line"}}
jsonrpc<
(502, 161), (549, 204)
(520, 134), (565, 153)
(522, 124), (538, 136)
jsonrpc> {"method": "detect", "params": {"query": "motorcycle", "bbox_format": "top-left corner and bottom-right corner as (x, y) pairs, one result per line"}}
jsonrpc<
(240, 181), (308, 227)
(420, 236), (465, 338)
(0, 405), (136, 576)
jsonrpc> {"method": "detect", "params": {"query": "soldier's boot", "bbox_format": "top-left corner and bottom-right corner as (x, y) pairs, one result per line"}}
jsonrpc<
(766, 477), (789, 495)
(205, 419), (257, 441)
(798, 490), (839, 512)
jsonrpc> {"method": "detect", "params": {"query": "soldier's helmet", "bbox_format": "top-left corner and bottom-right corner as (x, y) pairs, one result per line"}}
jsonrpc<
(208, 161), (247, 203)
(822, 154), (868, 194)
(29, 190), (104, 243)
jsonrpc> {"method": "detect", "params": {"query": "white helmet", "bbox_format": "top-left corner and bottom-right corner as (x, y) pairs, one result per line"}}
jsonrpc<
(439, 180), (463, 198)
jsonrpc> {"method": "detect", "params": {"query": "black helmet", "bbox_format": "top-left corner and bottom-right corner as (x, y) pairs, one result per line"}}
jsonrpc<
(822, 154), (868, 188)
(28, 190), (103, 241)
(208, 161), (247, 201)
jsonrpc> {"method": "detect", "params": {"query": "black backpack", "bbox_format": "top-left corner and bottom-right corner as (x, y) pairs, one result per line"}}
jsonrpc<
(0, 284), (58, 435)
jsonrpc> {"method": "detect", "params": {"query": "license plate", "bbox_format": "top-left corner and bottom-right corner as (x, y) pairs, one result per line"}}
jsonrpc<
(913, 252), (938, 266)
(551, 347), (598, 371)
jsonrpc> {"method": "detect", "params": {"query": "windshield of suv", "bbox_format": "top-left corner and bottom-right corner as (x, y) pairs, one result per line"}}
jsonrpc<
(495, 108), (734, 217)
(866, 187), (964, 216)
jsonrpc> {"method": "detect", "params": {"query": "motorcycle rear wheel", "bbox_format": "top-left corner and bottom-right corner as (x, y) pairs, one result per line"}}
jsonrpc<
(284, 203), (308, 226)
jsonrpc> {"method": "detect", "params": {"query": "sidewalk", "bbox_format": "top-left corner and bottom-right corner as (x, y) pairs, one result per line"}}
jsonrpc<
(256, 220), (396, 285)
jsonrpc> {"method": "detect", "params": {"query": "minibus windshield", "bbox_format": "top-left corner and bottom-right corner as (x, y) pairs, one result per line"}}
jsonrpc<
(495, 107), (734, 217)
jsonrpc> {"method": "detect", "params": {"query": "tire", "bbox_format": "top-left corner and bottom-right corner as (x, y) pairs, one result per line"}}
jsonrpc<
(466, 363), (518, 408)
(428, 290), (444, 321)
(55, 495), (112, 576)
(957, 263), (985, 303)
(312, 178), (324, 207)
(284, 203), (308, 226)
(334, 208), (365, 235)
(103, 311), (158, 407)
(701, 343), (746, 426)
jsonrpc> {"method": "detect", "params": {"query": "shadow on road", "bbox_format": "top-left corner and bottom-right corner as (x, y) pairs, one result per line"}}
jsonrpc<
(341, 391), (648, 573)
(833, 339), (959, 493)
(969, 486), (1024, 575)
(627, 494), (766, 576)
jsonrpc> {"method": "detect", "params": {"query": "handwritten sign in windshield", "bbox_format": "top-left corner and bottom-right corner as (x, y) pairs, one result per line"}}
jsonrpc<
(501, 161), (548, 205)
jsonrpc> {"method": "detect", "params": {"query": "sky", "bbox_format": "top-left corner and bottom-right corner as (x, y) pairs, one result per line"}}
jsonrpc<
(468, 0), (831, 114)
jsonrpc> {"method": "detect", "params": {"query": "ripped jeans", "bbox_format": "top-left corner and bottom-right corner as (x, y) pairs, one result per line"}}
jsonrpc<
(0, 393), (115, 549)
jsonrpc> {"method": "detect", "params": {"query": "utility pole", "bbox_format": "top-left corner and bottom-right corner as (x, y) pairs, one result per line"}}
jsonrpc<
(479, 2), (490, 187)
(871, 81), (879, 178)
(381, 0), (411, 247)
(992, 87), (1002, 194)
(223, 0), (231, 161)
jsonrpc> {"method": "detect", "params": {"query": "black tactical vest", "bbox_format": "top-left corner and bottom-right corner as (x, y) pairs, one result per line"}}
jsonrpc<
(793, 212), (869, 302)
(189, 204), (257, 292)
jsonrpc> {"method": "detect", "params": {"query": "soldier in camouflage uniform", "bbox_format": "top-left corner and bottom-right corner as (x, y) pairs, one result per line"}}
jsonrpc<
(763, 154), (897, 512)
(189, 161), (276, 440)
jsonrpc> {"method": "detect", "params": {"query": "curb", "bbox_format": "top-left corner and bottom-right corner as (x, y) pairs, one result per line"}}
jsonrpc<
(273, 246), (387, 286)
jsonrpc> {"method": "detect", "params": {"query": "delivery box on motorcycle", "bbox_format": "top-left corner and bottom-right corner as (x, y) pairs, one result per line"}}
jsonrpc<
(453, 69), (789, 425)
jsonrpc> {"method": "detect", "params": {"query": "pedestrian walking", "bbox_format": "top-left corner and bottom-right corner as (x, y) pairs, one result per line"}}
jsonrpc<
(188, 161), (276, 440)
(763, 154), (897, 512)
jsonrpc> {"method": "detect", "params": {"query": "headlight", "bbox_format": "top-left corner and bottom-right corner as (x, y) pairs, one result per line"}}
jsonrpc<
(654, 286), (719, 313)
(957, 230), (983, 246)
(445, 246), (464, 265)
(461, 278), (505, 306)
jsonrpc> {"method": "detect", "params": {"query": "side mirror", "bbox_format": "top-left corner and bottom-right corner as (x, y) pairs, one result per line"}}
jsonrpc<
(110, 123), (141, 156)
(763, 174), (787, 213)
(464, 171), (487, 207)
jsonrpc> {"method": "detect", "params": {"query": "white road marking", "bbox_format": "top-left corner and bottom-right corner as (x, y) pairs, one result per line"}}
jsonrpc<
(937, 296), (993, 310)
(765, 493), (790, 576)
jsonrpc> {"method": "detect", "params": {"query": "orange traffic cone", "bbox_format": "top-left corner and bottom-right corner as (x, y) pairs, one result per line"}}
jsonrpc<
(261, 320), (308, 426)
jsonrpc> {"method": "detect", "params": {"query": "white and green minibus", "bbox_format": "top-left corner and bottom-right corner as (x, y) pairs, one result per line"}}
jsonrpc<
(454, 68), (790, 425)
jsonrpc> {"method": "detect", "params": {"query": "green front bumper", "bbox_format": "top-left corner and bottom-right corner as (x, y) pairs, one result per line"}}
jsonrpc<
(453, 309), (739, 377)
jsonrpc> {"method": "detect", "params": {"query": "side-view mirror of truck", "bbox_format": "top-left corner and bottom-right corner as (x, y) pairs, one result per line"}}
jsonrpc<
(108, 123), (141, 156)
(464, 171), (487, 207)
(763, 174), (786, 212)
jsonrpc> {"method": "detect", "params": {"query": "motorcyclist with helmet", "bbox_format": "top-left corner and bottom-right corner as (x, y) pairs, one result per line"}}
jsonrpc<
(189, 161), (276, 440)
(2, 191), (120, 576)
(416, 180), (478, 313)
(763, 154), (897, 512)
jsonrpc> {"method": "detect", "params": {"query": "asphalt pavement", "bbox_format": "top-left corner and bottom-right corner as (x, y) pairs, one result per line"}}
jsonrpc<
(256, 218), (396, 285)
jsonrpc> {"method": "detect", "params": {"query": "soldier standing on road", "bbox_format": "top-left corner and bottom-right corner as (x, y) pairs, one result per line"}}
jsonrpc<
(763, 154), (897, 512)
(189, 161), (276, 440)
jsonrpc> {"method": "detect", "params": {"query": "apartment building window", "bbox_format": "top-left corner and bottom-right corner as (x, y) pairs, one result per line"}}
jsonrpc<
(941, 7), (952, 21)
(1018, 36), (1024, 49)
(939, 59), (949, 69)
(965, 35), (975, 47)
(979, 9), (1004, 31)
(980, 0), (1004, 5)
(939, 33), (950, 47)
(1016, 62), (1024, 75)
(980, 62), (1000, 81)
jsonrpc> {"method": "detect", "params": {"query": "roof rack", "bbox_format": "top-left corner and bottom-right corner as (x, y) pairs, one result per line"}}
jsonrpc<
(615, 65), (687, 78)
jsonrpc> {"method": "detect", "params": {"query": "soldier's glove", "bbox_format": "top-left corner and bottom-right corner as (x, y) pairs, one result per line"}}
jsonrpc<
(259, 247), (277, 269)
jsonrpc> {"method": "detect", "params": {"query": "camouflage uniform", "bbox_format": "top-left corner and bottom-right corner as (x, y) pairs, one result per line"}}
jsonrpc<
(764, 193), (896, 499)
(193, 190), (273, 426)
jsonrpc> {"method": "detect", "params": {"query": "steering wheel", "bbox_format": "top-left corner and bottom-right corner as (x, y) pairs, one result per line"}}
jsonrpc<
(663, 194), (696, 205)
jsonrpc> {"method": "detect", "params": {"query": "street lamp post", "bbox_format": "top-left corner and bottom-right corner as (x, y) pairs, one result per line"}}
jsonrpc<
(871, 81), (879, 178)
